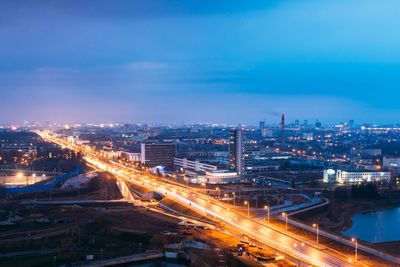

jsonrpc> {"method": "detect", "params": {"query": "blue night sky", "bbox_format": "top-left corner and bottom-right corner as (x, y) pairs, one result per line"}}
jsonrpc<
(1, 0), (400, 125)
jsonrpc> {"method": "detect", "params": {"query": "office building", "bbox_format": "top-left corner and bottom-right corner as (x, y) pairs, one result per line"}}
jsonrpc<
(174, 157), (217, 173)
(243, 141), (253, 175)
(383, 156), (400, 169)
(323, 169), (391, 184)
(229, 129), (243, 175)
(205, 170), (241, 184)
(229, 129), (252, 176)
(140, 143), (176, 170)
(259, 121), (265, 131)
(261, 128), (273, 137)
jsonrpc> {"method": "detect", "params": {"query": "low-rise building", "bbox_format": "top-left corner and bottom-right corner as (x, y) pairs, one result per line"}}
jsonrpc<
(323, 169), (391, 184)
(205, 170), (241, 184)
(174, 157), (217, 173)
(383, 156), (400, 169)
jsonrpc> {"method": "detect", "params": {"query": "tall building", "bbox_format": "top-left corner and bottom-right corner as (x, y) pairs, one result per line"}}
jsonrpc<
(259, 121), (265, 131)
(243, 141), (253, 175)
(229, 129), (252, 177)
(229, 129), (243, 175)
(281, 114), (285, 144)
(140, 143), (176, 170)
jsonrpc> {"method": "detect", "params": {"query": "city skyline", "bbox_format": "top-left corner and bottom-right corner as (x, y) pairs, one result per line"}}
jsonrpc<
(2, 0), (400, 123)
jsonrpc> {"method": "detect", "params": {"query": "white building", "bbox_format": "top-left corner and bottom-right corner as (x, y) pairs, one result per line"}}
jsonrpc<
(174, 157), (217, 173)
(205, 170), (241, 184)
(323, 169), (391, 184)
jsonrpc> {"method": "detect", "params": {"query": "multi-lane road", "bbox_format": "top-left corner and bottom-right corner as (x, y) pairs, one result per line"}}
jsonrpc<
(37, 130), (386, 267)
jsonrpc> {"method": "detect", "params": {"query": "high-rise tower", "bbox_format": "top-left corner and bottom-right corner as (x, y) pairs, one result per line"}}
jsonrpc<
(259, 121), (265, 131)
(229, 129), (252, 177)
(281, 114), (285, 144)
(229, 129), (243, 176)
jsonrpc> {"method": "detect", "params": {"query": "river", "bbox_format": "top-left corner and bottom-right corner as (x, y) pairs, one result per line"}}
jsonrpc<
(342, 206), (400, 243)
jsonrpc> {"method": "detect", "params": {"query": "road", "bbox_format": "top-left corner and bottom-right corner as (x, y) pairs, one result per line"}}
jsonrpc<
(36, 131), (373, 267)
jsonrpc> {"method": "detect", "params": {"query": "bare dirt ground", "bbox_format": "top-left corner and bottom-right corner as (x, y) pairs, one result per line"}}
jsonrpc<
(0, 203), (178, 266)
(0, 199), (292, 267)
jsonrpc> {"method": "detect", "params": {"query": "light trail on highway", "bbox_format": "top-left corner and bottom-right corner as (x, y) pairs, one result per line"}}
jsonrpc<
(37, 130), (365, 267)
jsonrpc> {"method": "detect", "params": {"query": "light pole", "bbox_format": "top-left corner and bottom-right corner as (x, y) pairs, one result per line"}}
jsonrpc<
(351, 238), (358, 261)
(293, 242), (304, 266)
(282, 212), (288, 230)
(224, 193), (228, 204)
(184, 177), (188, 186)
(244, 201), (250, 218)
(216, 187), (220, 199)
(313, 223), (319, 244)
(201, 183), (206, 195)
(264, 205), (270, 223)
(232, 192), (236, 206)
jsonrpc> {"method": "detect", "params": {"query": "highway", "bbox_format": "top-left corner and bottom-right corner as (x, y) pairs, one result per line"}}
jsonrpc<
(37, 130), (367, 267)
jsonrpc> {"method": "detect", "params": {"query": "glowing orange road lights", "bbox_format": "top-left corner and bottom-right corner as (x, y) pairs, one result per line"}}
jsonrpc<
(313, 223), (319, 244)
(39, 131), (371, 267)
(351, 238), (358, 261)
(244, 201), (250, 218)
(282, 212), (288, 230)
(264, 205), (270, 223)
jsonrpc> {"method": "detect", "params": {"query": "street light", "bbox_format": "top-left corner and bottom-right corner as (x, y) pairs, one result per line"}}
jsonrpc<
(224, 193), (228, 204)
(216, 187), (220, 199)
(264, 205), (270, 223)
(282, 212), (288, 230)
(232, 192), (236, 206)
(244, 201), (250, 218)
(293, 243), (305, 266)
(184, 177), (188, 186)
(313, 223), (319, 244)
(201, 183), (206, 195)
(351, 238), (358, 261)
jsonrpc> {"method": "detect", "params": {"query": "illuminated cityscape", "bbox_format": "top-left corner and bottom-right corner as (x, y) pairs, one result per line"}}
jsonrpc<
(1, 1), (400, 267)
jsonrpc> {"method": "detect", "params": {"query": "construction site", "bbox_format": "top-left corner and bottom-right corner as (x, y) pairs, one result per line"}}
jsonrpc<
(0, 168), (294, 267)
